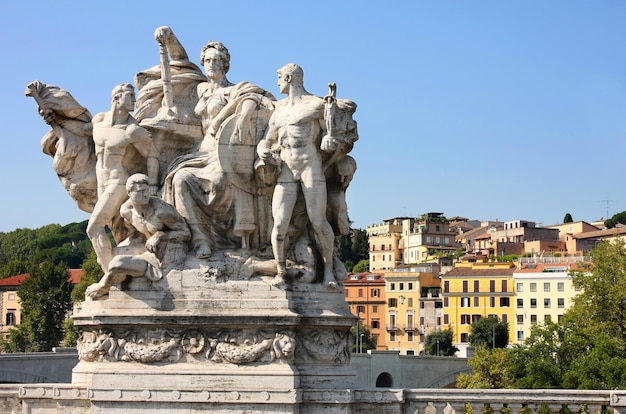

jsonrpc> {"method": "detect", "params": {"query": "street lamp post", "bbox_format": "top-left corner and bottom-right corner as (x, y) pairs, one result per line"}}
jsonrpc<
(360, 333), (364, 354)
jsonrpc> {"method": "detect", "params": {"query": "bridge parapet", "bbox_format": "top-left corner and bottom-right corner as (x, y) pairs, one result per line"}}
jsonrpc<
(0, 385), (618, 413)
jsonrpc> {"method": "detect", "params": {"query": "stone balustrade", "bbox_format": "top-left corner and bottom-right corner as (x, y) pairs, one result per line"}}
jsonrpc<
(0, 385), (622, 413)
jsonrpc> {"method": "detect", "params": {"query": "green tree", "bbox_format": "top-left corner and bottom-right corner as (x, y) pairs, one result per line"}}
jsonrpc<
(0, 259), (30, 279)
(71, 250), (102, 303)
(424, 329), (458, 356)
(352, 259), (369, 273)
(468, 316), (509, 348)
(350, 324), (376, 353)
(456, 346), (515, 389)
(605, 211), (626, 229)
(2, 261), (74, 352)
(563, 213), (573, 223)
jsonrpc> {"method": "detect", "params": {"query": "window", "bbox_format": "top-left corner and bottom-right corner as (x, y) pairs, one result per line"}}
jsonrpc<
(381, 244), (386, 250)
(516, 282), (523, 292)
(357, 305), (365, 313)
(543, 282), (551, 292)
(544, 315), (552, 323)
(406, 349), (415, 355)
(530, 315), (537, 325)
(500, 297), (510, 307)
(530, 298), (537, 308)
(435, 300), (443, 308)
(420, 301), (425, 309)
(358, 288), (363, 297)
(443, 297), (449, 307)
(461, 314), (471, 324)
(8, 293), (15, 300)
(501, 314), (508, 323)
(5, 310), (16, 326)
(462, 281), (468, 293)
(408, 282), (414, 291)
(388, 298), (397, 307)
(372, 305), (378, 313)
(530, 283), (537, 292)
(444, 314), (449, 324)
(474, 280), (480, 292)
(372, 288), (380, 297)
(489, 297), (496, 307)
(558, 298), (565, 308)
(460, 333), (469, 343)
(517, 314), (524, 324)
(517, 331), (524, 341)
(517, 298), (523, 309)
(407, 332), (414, 342)
(371, 320), (380, 329)
(472, 314), (481, 323)
(390, 283), (396, 291)
(473, 296), (480, 307)
(502, 280), (508, 292)
(544, 298), (551, 308)
(489, 280), (495, 292)
(399, 282), (405, 291)
(444, 281), (450, 293)
(557, 282), (564, 292)
(407, 297), (413, 307)
(389, 331), (396, 341)
(461, 297), (470, 307)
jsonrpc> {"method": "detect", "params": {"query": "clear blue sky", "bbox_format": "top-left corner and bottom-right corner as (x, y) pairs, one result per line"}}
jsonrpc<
(1, 1), (625, 232)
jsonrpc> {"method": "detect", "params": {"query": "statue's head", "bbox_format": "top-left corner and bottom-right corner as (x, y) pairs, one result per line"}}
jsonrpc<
(277, 63), (303, 86)
(126, 173), (150, 194)
(200, 41), (230, 75)
(111, 83), (135, 108)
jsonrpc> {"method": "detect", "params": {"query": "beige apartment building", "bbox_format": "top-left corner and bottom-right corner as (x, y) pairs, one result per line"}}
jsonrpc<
(513, 261), (582, 343)
(367, 218), (404, 271)
(384, 264), (442, 355)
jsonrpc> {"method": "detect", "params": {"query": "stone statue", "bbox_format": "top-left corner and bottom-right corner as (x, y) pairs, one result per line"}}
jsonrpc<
(86, 173), (190, 298)
(25, 81), (98, 213)
(162, 40), (275, 259)
(87, 83), (159, 273)
(27, 27), (361, 411)
(257, 64), (346, 289)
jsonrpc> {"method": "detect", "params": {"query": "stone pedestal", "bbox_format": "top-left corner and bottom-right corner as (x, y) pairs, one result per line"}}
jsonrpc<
(53, 251), (357, 412)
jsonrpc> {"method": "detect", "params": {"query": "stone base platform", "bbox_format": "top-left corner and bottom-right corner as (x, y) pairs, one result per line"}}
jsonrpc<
(51, 251), (358, 412)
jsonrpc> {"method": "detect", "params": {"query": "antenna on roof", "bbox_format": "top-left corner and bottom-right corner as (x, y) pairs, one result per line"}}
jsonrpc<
(597, 196), (615, 220)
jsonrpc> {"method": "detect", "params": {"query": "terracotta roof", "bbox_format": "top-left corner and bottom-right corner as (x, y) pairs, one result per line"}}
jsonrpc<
(443, 267), (516, 277)
(344, 272), (385, 285)
(0, 269), (83, 288)
(572, 227), (626, 240)
(0, 273), (28, 287)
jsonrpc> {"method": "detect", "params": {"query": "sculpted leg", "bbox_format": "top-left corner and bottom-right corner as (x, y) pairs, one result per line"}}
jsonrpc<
(302, 179), (337, 289)
(172, 169), (212, 258)
(87, 183), (127, 273)
(86, 255), (149, 298)
(271, 182), (298, 287)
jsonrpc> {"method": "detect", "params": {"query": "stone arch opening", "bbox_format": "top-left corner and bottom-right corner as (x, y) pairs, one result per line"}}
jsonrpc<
(375, 372), (393, 387)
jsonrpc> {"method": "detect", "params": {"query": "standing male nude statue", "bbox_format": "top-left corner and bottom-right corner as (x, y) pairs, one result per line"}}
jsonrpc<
(257, 63), (339, 289)
(88, 84), (159, 273)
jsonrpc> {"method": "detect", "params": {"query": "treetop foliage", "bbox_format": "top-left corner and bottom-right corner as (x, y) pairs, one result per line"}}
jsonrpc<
(0, 220), (90, 277)
(605, 210), (626, 229)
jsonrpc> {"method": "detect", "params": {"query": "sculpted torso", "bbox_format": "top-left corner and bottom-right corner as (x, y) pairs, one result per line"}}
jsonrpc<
(92, 117), (141, 186)
(273, 97), (325, 179)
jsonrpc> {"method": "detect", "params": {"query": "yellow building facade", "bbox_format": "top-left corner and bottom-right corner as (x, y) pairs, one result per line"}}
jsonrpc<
(441, 260), (516, 345)
(384, 264), (442, 355)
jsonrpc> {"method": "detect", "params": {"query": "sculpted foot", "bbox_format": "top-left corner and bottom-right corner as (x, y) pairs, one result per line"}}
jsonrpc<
(271, 270), (288, 290)
(240, 257), (256, 279)
(85, 282), (110, 298)
(196, 242), (212, 259)
(323, 273), (338, 290)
